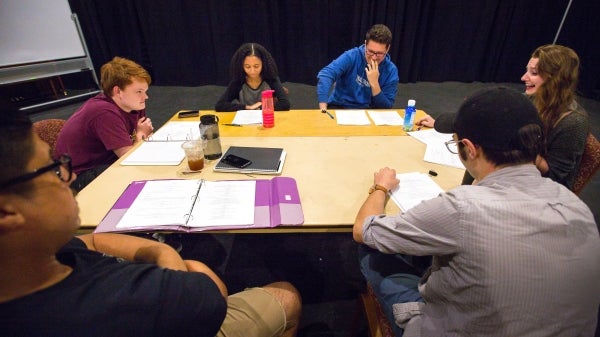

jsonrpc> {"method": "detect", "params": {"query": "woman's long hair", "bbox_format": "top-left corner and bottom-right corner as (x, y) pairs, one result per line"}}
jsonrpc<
(530, 44), (579, 134)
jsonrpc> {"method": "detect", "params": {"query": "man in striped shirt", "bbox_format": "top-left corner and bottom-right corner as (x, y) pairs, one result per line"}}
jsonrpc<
(354, 87), (600, 336)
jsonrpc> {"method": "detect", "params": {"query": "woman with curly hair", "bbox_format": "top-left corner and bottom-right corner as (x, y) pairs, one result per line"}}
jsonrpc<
(215, 43), (290, 111)
(523, 44), (589, 189)
(417, 44), (589, 190)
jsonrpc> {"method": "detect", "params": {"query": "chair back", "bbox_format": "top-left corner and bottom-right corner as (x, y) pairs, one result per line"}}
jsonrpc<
(573, 133), (600, 194)
(361, 283), (395, 337)
(32, 119), (66, 156)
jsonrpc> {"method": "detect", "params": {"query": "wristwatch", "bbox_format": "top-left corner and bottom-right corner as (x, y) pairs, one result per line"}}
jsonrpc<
(368, 184), (388, 195)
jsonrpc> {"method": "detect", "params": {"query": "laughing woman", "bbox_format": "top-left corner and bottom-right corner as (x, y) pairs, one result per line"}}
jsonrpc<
(417, 45), (589, 190)
(522, 44), (589, 189)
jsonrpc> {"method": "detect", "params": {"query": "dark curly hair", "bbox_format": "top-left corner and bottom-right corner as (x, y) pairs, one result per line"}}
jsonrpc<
(229, 43), (279, 82)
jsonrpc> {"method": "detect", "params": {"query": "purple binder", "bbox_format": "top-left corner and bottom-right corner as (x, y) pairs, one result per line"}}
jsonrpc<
(94, 176), (304, 233)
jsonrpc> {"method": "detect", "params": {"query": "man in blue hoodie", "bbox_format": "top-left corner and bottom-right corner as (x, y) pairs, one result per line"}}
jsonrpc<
(317, 24), (399, 110)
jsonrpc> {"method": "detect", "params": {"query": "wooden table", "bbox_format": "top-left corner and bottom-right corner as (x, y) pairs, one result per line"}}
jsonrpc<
(173, 109), (429, 137)
(76, 110), (464, 232)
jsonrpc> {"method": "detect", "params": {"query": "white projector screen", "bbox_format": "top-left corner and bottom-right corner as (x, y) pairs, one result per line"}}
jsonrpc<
(0, 0), (86, 68)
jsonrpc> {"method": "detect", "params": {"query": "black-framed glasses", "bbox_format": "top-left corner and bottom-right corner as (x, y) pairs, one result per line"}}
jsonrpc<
(364, 43), (387, 58)
(0, 154), (72, 190)
(444, 139), (463, 154)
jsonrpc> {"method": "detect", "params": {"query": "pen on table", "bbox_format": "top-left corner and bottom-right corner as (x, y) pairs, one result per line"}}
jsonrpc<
(321, 109), (334, 119)
(223, 123), (242, 127)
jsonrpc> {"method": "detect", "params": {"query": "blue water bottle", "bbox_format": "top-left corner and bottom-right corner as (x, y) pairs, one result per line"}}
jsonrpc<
(403, 99), (416, 131)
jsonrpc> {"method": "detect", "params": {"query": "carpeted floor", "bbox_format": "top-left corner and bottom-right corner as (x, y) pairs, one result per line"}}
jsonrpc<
(31, 82), (600, 336)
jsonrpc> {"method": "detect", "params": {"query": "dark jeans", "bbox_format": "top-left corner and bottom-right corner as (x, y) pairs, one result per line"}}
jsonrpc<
(358, 246), (430, 337)
(72, 164), (111, 192)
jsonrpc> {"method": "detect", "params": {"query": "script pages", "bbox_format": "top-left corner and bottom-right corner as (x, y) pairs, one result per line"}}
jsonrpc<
(147, 121), (200, 141)
(121, 121), (201, 166)
(390, 172), (444, 212)
(407, 129), (465, 169)
(115, 179), (255, 229)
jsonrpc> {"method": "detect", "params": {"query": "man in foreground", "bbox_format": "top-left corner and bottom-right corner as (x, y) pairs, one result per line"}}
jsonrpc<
(353, 87), (599, 336)
(0, 109), (301, 337)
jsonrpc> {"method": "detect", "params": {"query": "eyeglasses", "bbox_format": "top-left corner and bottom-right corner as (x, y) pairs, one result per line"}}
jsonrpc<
(364, 43), (387, 58)
(0, 154), (73, 190)
(444, 139), (463, 154)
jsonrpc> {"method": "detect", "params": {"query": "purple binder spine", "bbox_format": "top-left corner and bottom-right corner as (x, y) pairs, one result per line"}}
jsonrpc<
(113, 180), (147, 208)
(269, 178), (283, 227)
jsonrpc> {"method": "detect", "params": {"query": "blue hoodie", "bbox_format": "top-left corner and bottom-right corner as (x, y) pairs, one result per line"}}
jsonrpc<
(317, 44), (399, 108)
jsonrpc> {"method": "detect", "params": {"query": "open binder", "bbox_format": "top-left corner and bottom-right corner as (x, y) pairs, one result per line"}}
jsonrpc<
(146, 121), (200, 141)
(120, 141), (186, 166)
(94, 176), (303, 233)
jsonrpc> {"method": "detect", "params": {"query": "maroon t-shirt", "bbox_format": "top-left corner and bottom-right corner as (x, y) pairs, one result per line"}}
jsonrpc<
(55, 94), (143, 174)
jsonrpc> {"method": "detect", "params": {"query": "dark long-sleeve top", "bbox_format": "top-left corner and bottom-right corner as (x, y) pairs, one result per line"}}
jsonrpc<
(544, 102), (590, 189)
(215, 77), (290, 112)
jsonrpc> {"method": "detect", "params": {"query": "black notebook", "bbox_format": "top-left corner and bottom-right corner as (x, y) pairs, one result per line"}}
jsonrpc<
(214, 146), (286, 175)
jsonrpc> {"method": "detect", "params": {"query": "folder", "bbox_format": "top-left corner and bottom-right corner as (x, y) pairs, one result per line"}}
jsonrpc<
(94, 176), (303, 233)
(214, 146), (286, 175)
(146, 121), (200, 141)
(120, 141), (186, 166)
(119, 121), (199, 166)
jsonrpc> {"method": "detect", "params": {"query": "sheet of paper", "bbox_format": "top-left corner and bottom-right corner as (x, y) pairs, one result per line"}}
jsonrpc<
(407, 129), (465, 169)
(367, 110), (403, 125)
(121, 141), (185, 166)
(335, 110), (371, 125)
(148, 121), (200, 141)
(407, 128), (450, 145)
(390, 172), (444, 212)
(188, 180), (256, 227)
(232, 110), (263, 125)
(423, 143), (465, 169)
(116, 180), (201, 228)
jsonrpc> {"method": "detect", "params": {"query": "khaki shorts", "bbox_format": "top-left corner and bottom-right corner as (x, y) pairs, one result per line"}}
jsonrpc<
(217, 287), (287, 337)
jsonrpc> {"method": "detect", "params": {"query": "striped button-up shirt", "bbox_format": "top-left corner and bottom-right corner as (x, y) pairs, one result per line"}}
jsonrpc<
(363, 164), (600, 336)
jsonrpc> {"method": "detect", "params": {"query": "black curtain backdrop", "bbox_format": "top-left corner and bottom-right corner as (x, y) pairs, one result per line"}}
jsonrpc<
(68, 0), (599, 98)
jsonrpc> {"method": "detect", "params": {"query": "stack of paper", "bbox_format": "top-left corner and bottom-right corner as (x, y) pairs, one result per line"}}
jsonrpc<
(366, 110), (403, 125)
(148, 121), (200, 141)
(121, 141), (185, 166)
(116, 180), (256, 229)
(408, 129), (465, 169)
(390, 172), (444, 212)
(232, 110), (263, 125)
(335, 110), (371, 125)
